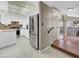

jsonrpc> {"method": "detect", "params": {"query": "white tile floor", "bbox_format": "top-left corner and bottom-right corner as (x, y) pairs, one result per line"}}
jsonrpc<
(0, 37), (73, 58)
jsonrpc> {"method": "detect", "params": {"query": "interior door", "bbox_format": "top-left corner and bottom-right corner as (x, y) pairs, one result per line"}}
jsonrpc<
(52, 9), (62, 39)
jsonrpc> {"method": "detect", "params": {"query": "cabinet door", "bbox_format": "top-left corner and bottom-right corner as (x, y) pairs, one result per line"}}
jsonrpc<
(0, 31), (16, 48)
(20, 29), (29, 39)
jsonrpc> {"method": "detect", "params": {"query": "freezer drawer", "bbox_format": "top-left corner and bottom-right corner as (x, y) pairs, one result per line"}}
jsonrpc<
(29, 34), (39, 50)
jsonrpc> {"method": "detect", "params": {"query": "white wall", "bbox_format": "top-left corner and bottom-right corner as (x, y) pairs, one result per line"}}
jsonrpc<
(39, 2), (54, 50)
(39, 2), (63, 50)
(0, 1), (8, 13)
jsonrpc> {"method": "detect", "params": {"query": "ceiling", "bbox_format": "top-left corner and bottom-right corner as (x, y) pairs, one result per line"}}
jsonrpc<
(0, 1), (79, 17)
(8, 1), (38, 15)
(44, 1), (79, 17)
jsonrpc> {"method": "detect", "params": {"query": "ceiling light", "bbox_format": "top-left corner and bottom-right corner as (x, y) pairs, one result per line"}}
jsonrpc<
(77, 24), (79, 26)
(67, 8), (73, 12)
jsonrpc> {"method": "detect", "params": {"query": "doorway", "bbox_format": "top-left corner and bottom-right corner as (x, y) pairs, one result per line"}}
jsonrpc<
(52, 8), (64, 40)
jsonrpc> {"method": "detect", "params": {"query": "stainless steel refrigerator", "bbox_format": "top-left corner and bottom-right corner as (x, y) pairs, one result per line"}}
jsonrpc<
(29, 14), (39, 50)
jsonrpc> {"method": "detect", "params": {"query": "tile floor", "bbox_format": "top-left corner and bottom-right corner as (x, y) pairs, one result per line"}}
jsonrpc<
(0, 36), (73, 58)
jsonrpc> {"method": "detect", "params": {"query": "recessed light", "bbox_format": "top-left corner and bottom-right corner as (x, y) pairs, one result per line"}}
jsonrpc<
(77, 24), (79, 26)
(67, 8), (73, 12)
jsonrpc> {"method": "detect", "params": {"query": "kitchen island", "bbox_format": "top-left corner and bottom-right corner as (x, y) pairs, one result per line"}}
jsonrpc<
(0, 29), (17, 48)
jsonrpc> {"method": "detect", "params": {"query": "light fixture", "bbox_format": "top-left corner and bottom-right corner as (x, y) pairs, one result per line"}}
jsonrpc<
(67, 8), (73, 12)
(77, 23), (79, 26)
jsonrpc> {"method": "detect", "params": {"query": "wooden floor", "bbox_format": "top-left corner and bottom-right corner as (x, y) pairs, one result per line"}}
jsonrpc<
(51, 36), (79, 58)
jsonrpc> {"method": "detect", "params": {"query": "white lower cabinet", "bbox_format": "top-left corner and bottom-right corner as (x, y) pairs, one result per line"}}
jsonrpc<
(20, 29), (29, 39)
(0, 30), (16, 48)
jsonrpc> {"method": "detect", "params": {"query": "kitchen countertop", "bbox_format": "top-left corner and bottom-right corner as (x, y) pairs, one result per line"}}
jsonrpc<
(0, 29), (17, 32)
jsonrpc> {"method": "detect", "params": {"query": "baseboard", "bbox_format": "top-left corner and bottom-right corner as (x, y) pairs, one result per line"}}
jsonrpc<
(0, 43), (16, 49)
(20, 35), (29, 40)
(39, 45), (50, 53)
